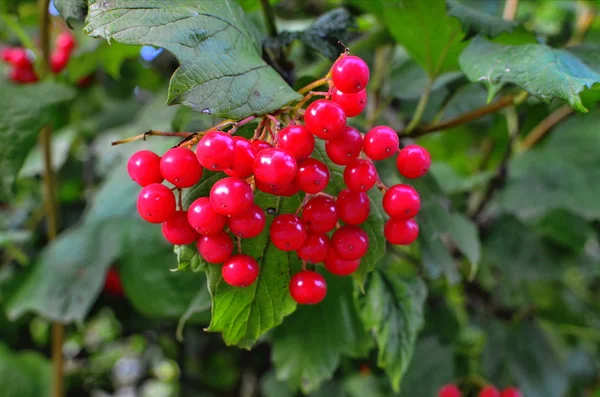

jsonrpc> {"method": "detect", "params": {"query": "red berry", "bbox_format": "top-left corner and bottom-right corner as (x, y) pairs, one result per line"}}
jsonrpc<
(160, 147), (203, 188)
(304, 99), (347, 140)
(343, 158), (378, 192)
(137, 183), (176, 223)
(438, 384), (462, 397)
(161, 211), (198, 245)
(277, 125), (315, 161)
(5, 48), (31, 68)
(500, 388), (522, 397)
(295, 158), (330, 194)
(331, 55), (370, 93)
(301, 196), (338, 233)
(253, 148), (297, 186)
(397, 144), (431, 179)
(382, 184), (420, 220)
(270, 214), (307, 251)
(187, 197), (227, 235)
(331, 225), (369, 260)
(9, 65), (38, 84)
(325, 126), (363, 165)
(324, 249), (360, 276)
(336, 189), (370, 225)
(289, 270), (327, 304)
(196, 131), (235, 170)
(1, 48), (17, 63)
(50, 49), (70, 74)
(251, 139), (272, 154)
(209, 177), (254, 216)
(384, 218), (419, 245)
(104, 269), (124, 297)
(479, 387), (501, 397)
(225, 136), (255, 178)
(255, 179), (300, 197)
(363, 126), (399, 161)
(55, 32), (76, 53)
(228, 204), (266, 238)
(297, 233), (330, 263)
(331, 88), (367, 117)
(222, 254), (259, 287)
(128, 150), (163, 186)
(197, 232), (234, 264)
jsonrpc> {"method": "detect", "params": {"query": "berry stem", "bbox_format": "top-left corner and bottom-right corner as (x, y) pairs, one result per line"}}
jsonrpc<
(298, 77), (329, 95)
(376, 180), (388, 192)
(228, 115), (257, 134)
(292, 91), (328, 117)
(236, 236), (242, 254)
(405, 79), (432, 133)
(177, 188), (183, 210)
(301, 260), (307, 271)
(111, 130), (194, 146)
(519, 104), (573, 151)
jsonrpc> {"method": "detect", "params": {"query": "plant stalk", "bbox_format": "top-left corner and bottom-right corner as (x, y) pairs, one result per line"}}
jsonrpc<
(259, 0), (278, 38)
(405, 80), (432, 133)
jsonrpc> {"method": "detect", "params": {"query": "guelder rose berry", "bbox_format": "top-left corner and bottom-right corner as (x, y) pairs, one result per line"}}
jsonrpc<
(363, 126), (399, 161)
(270, 214), (307, 251)
(324, 250), (360, 276)
(438, 385), (462, 397)
(277, 125), (315, 161)
(196, 131), (235, 170)
(343, 158), (378, 192)
(222, 254), (259, 287)
(297, 233), (330, 263)
(197, 232), (234, 264)
(331, 88), (367, 117)
(161, 211), (198, 245)
(479, 387), (501, 397)
(331, 225), (369, 260)
(209, 177), (254, 216)
(397, 144), (431, 179)
(256, 179), (300, 197)
(295, 158), (330, 194)
(187, 197), (227, 236)
(500, 388), (522, 397)
(382, 184), (421, 220)
(128, 150), (163, 186)
(253, 148), (297, 186)
(289, 270), (327, 304)
(384, 218), (419, 245)
(304, 99), (347, 140)
(137, 183), (176, 223)
(301, 196), (338, 233)
(336, 189), (370, 225)
(160, 147), (203, 188)
(325, 126), (363, 165)
(228, 204), (266, 239)
(332, 55), (370, 93)
(225, 136), (255, 178)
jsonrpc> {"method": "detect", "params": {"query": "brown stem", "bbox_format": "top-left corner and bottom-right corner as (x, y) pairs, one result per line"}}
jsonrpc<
(520, 105), (574, 150)
(111, 130), (193, 146)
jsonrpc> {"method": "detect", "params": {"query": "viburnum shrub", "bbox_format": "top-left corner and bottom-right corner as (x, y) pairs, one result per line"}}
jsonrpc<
(438, 383), (523, 397)
(124, 51), (430, 304)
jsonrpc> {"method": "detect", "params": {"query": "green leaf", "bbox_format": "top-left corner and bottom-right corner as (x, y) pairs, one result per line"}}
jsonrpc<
(19, 127), (77, 178)
(173, 244), (206, 272)
(535, 210), (593, 252)
(300, 8), (354, 60)
(459, 37), (600, 112)
(177, 287), (212, 339)
(271, 273), (372, 393)
(356, 269), (427, 392)
(0, 82), (75, 200)
(0, 343), (50, 397)
(205, 193), (300, 348)
(84, 0), (302, 119)
(387, 59), (462, 100)
(67, 41), (141, 81)
(502, 114), (600, 220)
(382, 0), (467, 78)
(54, 0), (87, 26)
(447, 0), (518, 37)
(312, 140), (386, 286)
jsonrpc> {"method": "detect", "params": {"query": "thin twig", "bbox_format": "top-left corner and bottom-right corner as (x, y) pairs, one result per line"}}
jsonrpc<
(298, 77), (329, 95)
(405, 79), (432, 133)
(566, 2), (595, 46)
(520, 105), (573, 150)
(111, 131), (193, 146)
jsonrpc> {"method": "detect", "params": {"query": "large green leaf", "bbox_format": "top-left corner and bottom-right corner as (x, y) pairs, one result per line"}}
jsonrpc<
(460, 37), (600, 112)
(0, 343), (50, 397)
(271, 273), (372, 393)
(502, 114), (600, 220)
(84, 0), (301, 119)
(0, 82), (75, 200)
(300, 8), (354, 60)
(312, 141), (386, 286)
(356, 269), (427, 392)
(447, 0), (518, 37)
(205, 193), (300, 348)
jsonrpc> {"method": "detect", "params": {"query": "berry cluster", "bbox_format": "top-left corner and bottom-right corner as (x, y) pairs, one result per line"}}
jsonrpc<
(126, 52), (431, 305)
(1, 32), (75, 84)
(439, 384), (523, 397)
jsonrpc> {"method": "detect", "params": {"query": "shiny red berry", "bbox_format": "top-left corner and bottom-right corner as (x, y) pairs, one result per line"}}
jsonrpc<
(289, 270), (327, 304)
(343, 158), (378, 192)
(127, 150), (163, 186)
(382, 184), (421, 220)
(222, 254), (259, 287)
(228, 204), (266, 239)
(5, 48), (30, 68)
(103, 268), (124, 297)
(479, 387), (501, 397)
(255, 179), (300, 197)
(331, 225), (368, 260)
(253, 148), (297, 186)
(270, 214), (307, 251)
(438, 384), (462, 397)
(336, 189), (370, 225)
(209, 177), (254, 216)
(304, 99), (347, 140)
(325, 126), (363, 165)
(50, 49), (70, 74)
(500, 388), (522, 397)
(295, 158), (330, 194)
(187, 197), (227, 235)
(324, 249), (360, 276)
(251, 139), (272, 154)
(331, 55), (370, 93)
(56, 32), (76, 53)
(301, 196), (338, 233)
(397, 144), (431, 179)
(331, 88), (367, 117)
(196, 131), (235, 170)
(363, 126), (399, 161)
(384, 218), (419, 245)
(160, 147), (203, 188)
(225, 136), (255, 178)
(277, 125), (315, 161)
(297, 233), (330, 263)
(197, 232), (234, 264)
(137, 183), (176, 223)
(161, 211), (198, 245)
(9, 65), (37, 84)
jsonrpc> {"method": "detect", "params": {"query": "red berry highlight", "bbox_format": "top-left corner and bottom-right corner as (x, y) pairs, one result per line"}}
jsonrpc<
(325, 126), (363, 165)
(384, 218), (419, 245)
(225, 136), (256, 178)
(438, 384), (462, 397)
(161, 211), (198, 245)
(196, 131), (235, 170)
(277, 125), (315, 161)
(228, 204), (266, 239)
(500, 388), (522, 397)
(304, 99), (347, 140)
(332, 55), (370, 93)
(343, 158), (378, 192)
(137, 183), (176, 223)
(295, 158), (330, 194)
(222, 254), (259, 287)
(363, 126), (399, 161)
(56, 32), (76, 53)
(301, 196), (338, 233)
(397, 144), (431, 179)
(331, 88), (367, 117)
(50, 49), (70, 74)
(209, 177), (254, 217)
(160, 147), (203, 188)
(479, 387), (501, 397)
(336, 189), (370, 225)
(297, 233), (330, 263)
(197, 232), (234, 264)
(331, 225), (369, 260)
(270, 214), (308, 251)
(187, 197), (227, 236)
(289, 270), (327, 304)
(253, 148), (298, 186)
(382, 184), (421, 220)
(324, 250), (360, 276)
(256, 179), (300, 197)
(127, 150), (163, 187)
